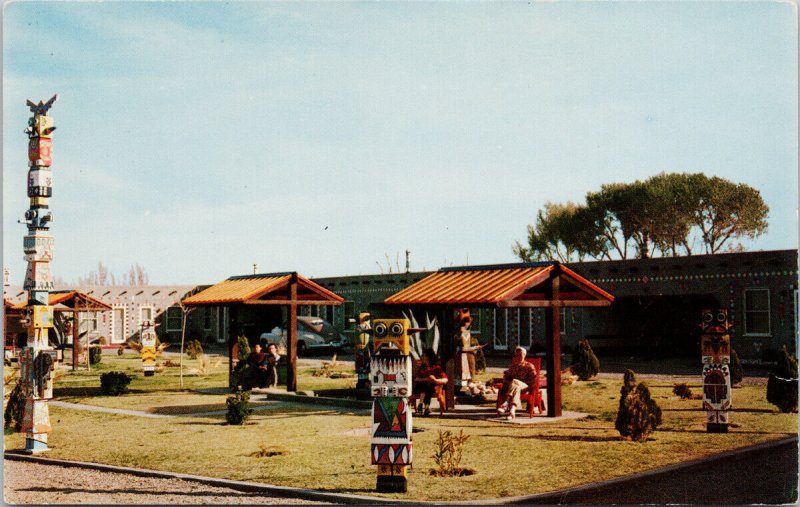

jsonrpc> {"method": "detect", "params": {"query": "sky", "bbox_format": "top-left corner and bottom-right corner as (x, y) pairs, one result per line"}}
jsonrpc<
(2, 1), (798, 286)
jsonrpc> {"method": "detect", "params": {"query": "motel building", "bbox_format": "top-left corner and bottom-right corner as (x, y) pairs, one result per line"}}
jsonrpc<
(3, 249), (798, 363)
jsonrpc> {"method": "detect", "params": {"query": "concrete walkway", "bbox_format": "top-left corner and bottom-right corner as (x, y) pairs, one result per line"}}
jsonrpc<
(49, 400), (278, 418)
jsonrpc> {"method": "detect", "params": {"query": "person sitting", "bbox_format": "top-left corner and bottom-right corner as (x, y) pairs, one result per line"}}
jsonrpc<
(236, 342), (268, 390)
(412, 348), (448, 417)
(264, 343), (281, 388)
(496, 346), (537, 420)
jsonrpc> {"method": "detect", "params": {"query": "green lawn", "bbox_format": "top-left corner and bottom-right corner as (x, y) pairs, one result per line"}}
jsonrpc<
(4, 350), (797, 501)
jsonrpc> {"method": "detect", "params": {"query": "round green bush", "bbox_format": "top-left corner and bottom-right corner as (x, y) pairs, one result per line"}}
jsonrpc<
(100, 371), (132, 396)
(615, 369), (662, 441)
(226, 391), (253, 425)
(89, 345), (102, 365)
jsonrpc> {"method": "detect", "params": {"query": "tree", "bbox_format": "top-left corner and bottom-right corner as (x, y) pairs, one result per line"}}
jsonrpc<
(74, 262), (150, 286)
(513, 202), (606, 262)
(692, 176), (769, 254)
(514, 173), (769, 262)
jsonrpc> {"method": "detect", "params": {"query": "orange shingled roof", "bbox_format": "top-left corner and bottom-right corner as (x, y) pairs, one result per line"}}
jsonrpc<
(385, 262), (614, 306)
(11, 291), (111, 311)
(182, 272), (344, 306)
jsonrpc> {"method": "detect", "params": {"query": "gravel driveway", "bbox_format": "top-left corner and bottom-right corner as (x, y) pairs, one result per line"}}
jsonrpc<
(3, 459), (329, 505)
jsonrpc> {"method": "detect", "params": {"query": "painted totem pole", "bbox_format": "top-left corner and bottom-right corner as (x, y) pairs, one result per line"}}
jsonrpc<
(354, 312), (371, 390)
(20, 95), (58, 453)
(701, 309), (732, 433)
(369, 318), (421, 493)
(140, 320), (157, 376)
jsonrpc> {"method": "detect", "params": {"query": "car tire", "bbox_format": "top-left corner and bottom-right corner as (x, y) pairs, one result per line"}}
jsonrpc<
(297, 342), (307, 357)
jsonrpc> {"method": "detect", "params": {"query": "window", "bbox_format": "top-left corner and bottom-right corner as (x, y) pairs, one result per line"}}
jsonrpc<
(744, 289), (770, 336)
(203, 308), (213, 330)
(139, 306), (154, 328)
(111, 306), (127, 343)
(166, 306), (182, 331)
(79, 311), (98, 333)
(492, 308), (508, 350)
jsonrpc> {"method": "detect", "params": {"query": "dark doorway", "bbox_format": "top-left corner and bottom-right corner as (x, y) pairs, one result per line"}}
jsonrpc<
(613, 294), (720, 358)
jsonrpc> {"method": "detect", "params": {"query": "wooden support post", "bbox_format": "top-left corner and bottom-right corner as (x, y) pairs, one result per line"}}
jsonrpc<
(71, 309), (78, 371)
(442, 308), (456, 410)
(287, 274), (298, 392)
(545, 272), (562, 417)
(228, 306), (239, 388)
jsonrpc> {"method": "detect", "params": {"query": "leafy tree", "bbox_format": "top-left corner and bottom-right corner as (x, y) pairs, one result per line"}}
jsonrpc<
(691, 176), (769, 254)
(515, 173), (769, 261)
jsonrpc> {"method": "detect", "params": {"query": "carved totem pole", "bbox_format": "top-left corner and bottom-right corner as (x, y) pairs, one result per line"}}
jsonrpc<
(20, 95), (59, 453)
(354, 312), (372, 390)
(369, 318), (422, 493)
(140, 320), (157, 376)
(700, 308), (732, 433)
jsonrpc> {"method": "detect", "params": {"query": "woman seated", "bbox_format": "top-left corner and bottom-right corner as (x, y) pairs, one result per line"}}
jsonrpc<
(235, 342), (268, 390)
(412, 348), (448, 416)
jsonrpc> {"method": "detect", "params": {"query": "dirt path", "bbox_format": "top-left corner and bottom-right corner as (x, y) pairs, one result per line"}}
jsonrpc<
(3, 459), (330, 505)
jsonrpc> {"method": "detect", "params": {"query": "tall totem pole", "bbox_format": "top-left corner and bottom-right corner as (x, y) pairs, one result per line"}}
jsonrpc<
(700, 308), (732, 433)
(369, 318), (421, 493)
(20, 95), (58, 453)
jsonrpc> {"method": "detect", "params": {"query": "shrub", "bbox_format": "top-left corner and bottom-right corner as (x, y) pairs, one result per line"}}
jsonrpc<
(100, 371), (132, 396)
(4, 382), (25, 433)
(766, 345), (798, 413)
(672, 382), (693, 399)
(117, 345), (125, 356)
(570, 338), (600, 381)
(226, 391), (253, 425)
(237, 335), (251, 362)
(186, 339), (204, 360)
(430, 429), (473, 477)
(615, 369), (662, 441)
(730, 348), (744, 386)
(89, 345), (102, 365)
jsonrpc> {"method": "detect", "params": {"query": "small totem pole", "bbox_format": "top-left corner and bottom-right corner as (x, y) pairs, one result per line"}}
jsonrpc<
(700, 309), (733, 433)
(140, 320), (157, 376)
(20, 95), (58, 453)
(369, 318), (423, 493)
(354, 312), (371, 390)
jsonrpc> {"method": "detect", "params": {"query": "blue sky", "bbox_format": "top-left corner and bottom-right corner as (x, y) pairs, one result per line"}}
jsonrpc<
(3, 1), (797, 285)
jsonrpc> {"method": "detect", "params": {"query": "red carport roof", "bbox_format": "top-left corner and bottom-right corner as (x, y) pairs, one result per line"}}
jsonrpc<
(384, 262), (614, 307)
(182, 272), (344, 306)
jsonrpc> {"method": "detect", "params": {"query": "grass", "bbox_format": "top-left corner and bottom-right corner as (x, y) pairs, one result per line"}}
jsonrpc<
(4, 351), (797, 501)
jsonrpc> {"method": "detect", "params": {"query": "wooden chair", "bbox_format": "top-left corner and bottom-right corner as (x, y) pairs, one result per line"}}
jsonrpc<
(493, 357), (546, 417)
(410, 360), (448, 417)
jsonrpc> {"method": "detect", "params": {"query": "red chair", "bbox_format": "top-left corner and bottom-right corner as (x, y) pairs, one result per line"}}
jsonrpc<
(493, 357), (546, 417)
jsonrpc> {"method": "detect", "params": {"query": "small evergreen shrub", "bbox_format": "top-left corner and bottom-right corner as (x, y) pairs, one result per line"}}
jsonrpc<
(730, 348), (744, 386)
(100, 371), (132, 396)
(89, 345), (103, 365)
(766, 345), (798, 413)
(237, 335), (251, 362)
(186, 339), (204, 360)
(226, 391), (253, 425)
(570, 338), (600, 381)
(4, 382), (25, 433)
(615, 369), (662, 441)
(672, 382), (693, 399)
(117, 345), (125, 356)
